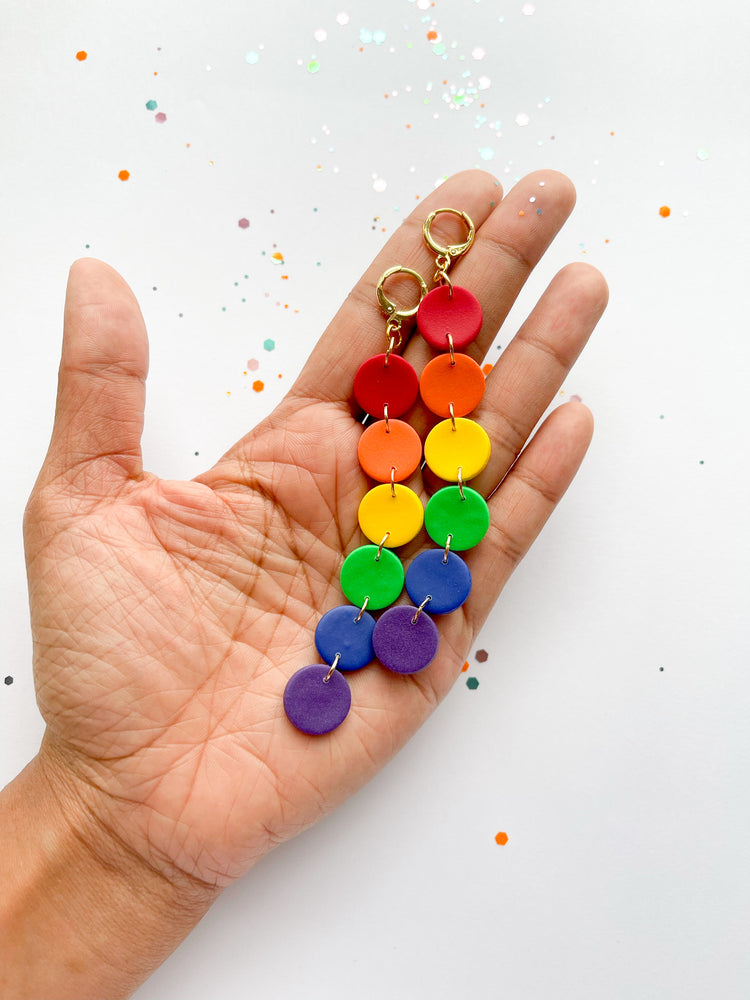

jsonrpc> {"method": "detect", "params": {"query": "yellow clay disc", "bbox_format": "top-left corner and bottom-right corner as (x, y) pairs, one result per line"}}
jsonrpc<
(358, 484), (424, 547)
(424, 417), (491, 482)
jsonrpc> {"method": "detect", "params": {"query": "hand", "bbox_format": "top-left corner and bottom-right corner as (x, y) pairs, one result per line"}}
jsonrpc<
(10, 169), (606, 997)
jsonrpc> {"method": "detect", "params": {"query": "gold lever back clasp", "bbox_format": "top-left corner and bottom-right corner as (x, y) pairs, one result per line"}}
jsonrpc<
(422, 208), (476, 292)
(377, 266), (429, 357)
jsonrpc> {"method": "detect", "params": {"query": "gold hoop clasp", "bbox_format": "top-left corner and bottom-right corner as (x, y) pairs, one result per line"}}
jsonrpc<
(422, 208), (476, 262)
(376, 266), (429, 352)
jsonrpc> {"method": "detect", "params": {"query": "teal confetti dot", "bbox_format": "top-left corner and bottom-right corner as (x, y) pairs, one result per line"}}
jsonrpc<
(466, 677), (479, 690)
(146, 99), (158, 110)
(245, 51), (260, 65)
(479, 147), (494, 161)
(263, 339), (275, 352)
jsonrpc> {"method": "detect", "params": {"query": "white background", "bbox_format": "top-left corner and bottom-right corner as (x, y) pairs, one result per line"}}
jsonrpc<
(1, 1), (748, 997)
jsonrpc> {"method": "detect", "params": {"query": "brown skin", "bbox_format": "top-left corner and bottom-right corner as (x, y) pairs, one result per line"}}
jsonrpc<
(0, 170), (607, 999)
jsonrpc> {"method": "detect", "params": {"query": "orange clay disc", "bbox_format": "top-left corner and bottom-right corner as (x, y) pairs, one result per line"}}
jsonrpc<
(357, 419), (423, 483)
(419, 353), (486, 417)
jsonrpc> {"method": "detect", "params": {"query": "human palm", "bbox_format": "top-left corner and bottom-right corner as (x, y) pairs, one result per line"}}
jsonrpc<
(24, 170), (607, 892)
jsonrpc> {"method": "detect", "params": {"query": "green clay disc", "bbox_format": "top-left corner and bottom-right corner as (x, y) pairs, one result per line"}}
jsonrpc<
(424, 486), (490, 551)
(340, 545), (405, 610)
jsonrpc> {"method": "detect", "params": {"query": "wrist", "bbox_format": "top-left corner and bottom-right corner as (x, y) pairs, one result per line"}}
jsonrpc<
(0, 747), (218, 1000)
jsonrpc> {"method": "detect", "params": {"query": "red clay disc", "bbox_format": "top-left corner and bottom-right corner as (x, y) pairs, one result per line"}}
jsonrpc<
(417, 285), (483, 350)
(419, 353), (486, 417)
(353, 353), (419, 419)
(357, 419), (422, 483)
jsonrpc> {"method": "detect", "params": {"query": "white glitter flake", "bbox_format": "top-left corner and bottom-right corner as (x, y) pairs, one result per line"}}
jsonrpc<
(472, 47), (485, 60)
(336, 12), (350, 25)
(314, 29), (327, 42)
(515, 112), (530, 127)
(373, 177), (387, 192)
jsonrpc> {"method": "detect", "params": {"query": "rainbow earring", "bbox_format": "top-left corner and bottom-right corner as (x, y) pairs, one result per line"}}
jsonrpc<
(405, 209), (491, 620)
(283, 267), (432, 736)
(283, 210), (491, 737)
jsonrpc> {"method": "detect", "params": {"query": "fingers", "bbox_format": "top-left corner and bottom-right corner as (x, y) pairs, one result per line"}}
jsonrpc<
(463, 400), (595, 633)
(469, 261), (609, 496)
(40, 259), (149, 492)
(289, 169), (503, 406)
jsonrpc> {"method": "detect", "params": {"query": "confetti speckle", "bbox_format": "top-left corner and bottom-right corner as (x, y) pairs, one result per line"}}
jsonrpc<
(515, 112), (530, 127)
(118, 169), (130, 181)
(3, 676), (13, 685)
(471, 47), (486, 60)
(247, 358), (260, 371)
(475, 649), (488, 663)
(76, 50), (87, 61)
(245, 51), (260, 65)
(252, 380), (265, 392)
(238, 218), (250, 229)
(336, 12), (350, 26)
(659, 205), (671, 218)
(314, 28), (328, 42)
(696, 148), (710, 161)
(373, 177), (387, 193)
(146, 99), (158, 111)
(495, 831), (509, 846)
(308, 59), (321, 74)
(263, 339), (275, 352)
(155, 112), (167, 124)
(466, 677), (479, 690)
(478, 147), (495, 161)
(521, 2), (536, 14)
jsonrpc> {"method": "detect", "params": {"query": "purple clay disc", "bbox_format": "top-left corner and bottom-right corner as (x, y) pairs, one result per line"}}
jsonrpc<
(283, 664), (351, 735)
(372, 605), (440, 675)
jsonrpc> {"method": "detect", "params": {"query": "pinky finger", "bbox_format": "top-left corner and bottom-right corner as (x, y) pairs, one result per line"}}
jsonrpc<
(464, 400), (595, 633)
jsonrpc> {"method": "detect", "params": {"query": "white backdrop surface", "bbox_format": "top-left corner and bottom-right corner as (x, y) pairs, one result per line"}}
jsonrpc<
(1, 1), (748, 998)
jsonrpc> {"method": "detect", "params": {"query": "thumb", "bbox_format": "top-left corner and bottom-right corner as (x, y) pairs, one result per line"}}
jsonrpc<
(41, 258), (149, 493)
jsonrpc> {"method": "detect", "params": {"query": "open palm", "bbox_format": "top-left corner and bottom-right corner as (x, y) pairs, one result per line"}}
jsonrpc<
(25, 170), (607, 892)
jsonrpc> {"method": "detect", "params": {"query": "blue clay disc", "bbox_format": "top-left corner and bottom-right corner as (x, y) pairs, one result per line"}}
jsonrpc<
(315, 605), (376, 672)
(405, 550), (472, 614)
(283, 665), (351, 735)
(372, 605), (439, 674)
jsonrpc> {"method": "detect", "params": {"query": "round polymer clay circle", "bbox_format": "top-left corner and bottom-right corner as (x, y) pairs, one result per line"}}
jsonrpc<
(419, 353), (486, 417)
(424, 485), (490, 550)
(417, 285), (483, 350)
(315, 605), (376, 671)
(283, 664), (351, 735)
(424, 418), (491, 481)
(357, 419), (422, 483)
(372, 605), (440, 674)
(358, 484), (424, 547)
(353, 354), (419, 419)
(405, 550), (472, 614)
(340, 545), (404, 610)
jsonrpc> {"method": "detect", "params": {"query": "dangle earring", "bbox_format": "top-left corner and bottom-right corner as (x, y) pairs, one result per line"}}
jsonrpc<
(403, 209), (492, 617)
(283, 214), (491, 737)
(283, 266), (434, 736)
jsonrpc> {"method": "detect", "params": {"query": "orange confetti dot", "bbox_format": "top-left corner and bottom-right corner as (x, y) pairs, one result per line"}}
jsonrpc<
(427, 30), (438, 40)
(518, 210), (525, 217)
(659, 205), (671, 218)
(272, 252), (284, 262)
(252, 380), (264, 392)
(461, 660), (470, 672)
(482, 363), (493, 375)
(76, 50), (87, 61)
(495, 832), (509, 846)
(118, 169), (130, 181)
